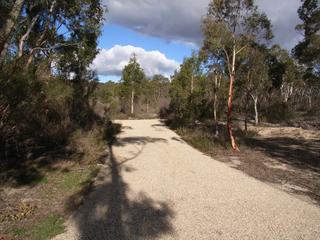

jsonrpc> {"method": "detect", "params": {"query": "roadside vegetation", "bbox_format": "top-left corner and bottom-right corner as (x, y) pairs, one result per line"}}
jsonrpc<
(0, 0), (319, 238)
(0, 0), (110, 239)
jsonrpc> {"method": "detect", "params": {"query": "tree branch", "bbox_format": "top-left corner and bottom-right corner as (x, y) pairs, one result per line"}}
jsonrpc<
(18, 14), (40, 57)
(235, 45), (247, 55)
(222, 47), (232, 75)
(32, 42), (80, 51)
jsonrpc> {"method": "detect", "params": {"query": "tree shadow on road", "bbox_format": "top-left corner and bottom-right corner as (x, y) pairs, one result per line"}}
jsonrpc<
(218, 135), (320, 204)
(115, 136), (167, 147)
(244, 137), (320, 173)
(66, 122), (175, 240)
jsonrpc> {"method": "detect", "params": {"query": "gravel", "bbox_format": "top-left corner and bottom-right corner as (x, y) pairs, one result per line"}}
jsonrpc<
(53, 119), (320, 240)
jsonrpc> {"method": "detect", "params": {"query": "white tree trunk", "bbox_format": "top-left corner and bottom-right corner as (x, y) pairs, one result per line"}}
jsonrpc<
(213, 75), (218, 136)
(308, 96), (312, 109)
(0, 0), (25, 65)
(26, 0), (56, 68)
(191, 74), (194, 94)
(252, 95), (259, 126)
(227, 45), (238, 151)
(0, 42), (9, 66)
(131, 89), (134, 115)
(18, 14), (39, 57)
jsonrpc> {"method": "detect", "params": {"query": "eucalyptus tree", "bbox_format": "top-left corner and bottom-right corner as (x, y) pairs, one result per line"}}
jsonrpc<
(0, 0), (24, 66)
(0, 0), (106, 163)
(0, 0), (105, 149)
(0, 0), (105, 68)
(240, 45), (270, 126)
(202, 0), (272, 150)
(200, 56), (225, 136)
(151, 74), (170, 101)
(169, 55), (202, 123)
(294, 0), (320, 80)
(267, 45), (304, 105)
(149, 74), (170, 110)
(188, 51), (201, 94)
(121, 54), (145, 115)
(293, 0), (320, 109)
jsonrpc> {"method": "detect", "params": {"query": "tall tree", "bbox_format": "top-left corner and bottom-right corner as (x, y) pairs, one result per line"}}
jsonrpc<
(240, 46), (270, 126)
(121, 54), (145, 114)
(149, 74), (170, 109)
(0, 0), (24, 66)
(169, 56), (202, 123)
(267, 45), (303, 104)
(209, 69), (223, 136)
(294, 0), (320, 79)
(202, 0), (272, 150)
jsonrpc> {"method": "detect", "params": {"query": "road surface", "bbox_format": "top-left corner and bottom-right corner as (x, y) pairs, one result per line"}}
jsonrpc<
(53, 119), (320, 240)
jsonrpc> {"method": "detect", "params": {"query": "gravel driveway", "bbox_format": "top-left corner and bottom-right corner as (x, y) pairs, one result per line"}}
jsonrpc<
(53, 119), (320, 240)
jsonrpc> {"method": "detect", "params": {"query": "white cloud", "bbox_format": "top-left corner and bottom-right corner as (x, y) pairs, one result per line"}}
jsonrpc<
(256, 0), (303, 50)
(104, 0), (206, 45)
(91, 45), (179, 77)
(104, 0), (303, 50)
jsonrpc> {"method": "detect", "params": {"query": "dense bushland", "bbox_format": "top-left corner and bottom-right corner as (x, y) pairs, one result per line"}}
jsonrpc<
(164, 0), (320, 149)
(0, 0), (106, 171)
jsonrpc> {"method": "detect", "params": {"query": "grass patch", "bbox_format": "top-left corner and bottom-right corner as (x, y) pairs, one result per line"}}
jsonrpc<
(1, 127), (106, 240)
(30, 176), (49, 186)
(57, 165), (99, 190)
(69, 129), (106, 164)
(30, 214), (64, 240)
(176, 127), (227, 154)
(5, 227), (27, 238)
(175, 123), (258, 154)
(4, 214), (64, 240)
(182, 131), (216, 152)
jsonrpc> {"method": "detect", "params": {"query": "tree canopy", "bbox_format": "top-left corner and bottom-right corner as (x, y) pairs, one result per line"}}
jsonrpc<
(294, 0), (320, 80)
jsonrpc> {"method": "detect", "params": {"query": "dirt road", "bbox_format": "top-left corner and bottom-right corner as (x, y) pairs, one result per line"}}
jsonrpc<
(53, 119), (320, 240)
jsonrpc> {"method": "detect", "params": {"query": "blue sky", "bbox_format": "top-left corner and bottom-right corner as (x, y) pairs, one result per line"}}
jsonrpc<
(93, 0), (303, 82)
(96, 24), (194, 82)
(99, 24), (194, 62)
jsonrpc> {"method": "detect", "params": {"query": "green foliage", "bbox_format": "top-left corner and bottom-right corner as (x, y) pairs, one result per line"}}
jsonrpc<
(265, 101), (294, 123)
(122, 54), (145, 87)
(0, 0), (106, 171)
(167, 54), (210, 125)
(167, 0), (319, 134)
(120, 54), (146, 113)
(94, 82), (121, 117)
(8, 227), (27, 237)
(168, 60), (194, 123)
(30, 214), (64, 240)
(95, 82), (117, 105)
(57, 166), (99, 190)
(237, 44), (271, 108)
(177, 127), (218, 153)
(294, 0), (320, 79)
(266, 45), (289, 88)
(5, 213), (63, 240)
(202, 0), (273, 68)
(93, 74), (170, 119)
(103, 120), (122, 145)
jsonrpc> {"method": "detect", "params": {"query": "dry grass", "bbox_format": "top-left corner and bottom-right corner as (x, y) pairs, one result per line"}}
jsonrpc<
(0, 129), (107, 240)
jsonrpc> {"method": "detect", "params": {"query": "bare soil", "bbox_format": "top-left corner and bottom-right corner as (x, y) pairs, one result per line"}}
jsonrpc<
(202, 124), (320, 205)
